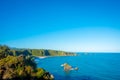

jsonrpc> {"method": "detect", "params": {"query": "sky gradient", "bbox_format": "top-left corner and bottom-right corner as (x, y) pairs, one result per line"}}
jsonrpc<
(0, 0), (120, 52)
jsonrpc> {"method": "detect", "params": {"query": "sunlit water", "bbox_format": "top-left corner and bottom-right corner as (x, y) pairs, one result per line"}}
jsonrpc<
(35, 53), (120, 80)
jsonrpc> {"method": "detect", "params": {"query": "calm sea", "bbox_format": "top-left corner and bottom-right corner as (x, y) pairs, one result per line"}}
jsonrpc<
(35, 53), (120, 80)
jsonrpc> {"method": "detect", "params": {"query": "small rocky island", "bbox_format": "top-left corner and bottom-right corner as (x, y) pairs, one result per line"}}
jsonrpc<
(61, 63), (79, 71)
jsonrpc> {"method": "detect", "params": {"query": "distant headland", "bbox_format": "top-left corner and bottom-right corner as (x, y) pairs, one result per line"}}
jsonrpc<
(10, 47), (77, 57)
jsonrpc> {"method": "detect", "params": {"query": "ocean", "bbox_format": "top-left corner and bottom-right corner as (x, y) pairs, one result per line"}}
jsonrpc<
(35, 53), (120, 80)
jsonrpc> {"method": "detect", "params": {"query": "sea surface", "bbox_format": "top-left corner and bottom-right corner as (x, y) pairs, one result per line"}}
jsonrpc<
(35, 53), (120, 80)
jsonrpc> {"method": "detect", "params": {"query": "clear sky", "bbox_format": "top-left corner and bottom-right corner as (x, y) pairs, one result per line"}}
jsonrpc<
(0, 0), (120, 52)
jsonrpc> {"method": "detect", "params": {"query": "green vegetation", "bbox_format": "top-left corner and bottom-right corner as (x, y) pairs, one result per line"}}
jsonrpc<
(0, 45), (76, 80)
(0, 45), (54, 80)
(11, 48), (76, 57)
(31, 49), (76, 56)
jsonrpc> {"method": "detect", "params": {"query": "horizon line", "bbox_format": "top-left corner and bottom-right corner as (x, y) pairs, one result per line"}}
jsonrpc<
(0, 44), (120, 53)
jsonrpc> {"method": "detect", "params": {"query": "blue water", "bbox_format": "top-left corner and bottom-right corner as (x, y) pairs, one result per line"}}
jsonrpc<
(35, 53), (120, 80)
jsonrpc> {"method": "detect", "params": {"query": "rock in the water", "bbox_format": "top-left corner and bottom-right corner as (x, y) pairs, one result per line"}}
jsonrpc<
(61, 63), (79, 71)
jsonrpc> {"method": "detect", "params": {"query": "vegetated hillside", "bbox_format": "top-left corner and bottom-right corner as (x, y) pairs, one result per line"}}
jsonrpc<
(0, 45), (54, 80)
(30, 49), (76, 56)
(11, 48), (76, 56)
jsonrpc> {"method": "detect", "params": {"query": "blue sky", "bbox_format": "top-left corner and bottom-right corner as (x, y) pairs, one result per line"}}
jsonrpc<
(0, 0), (120, 52)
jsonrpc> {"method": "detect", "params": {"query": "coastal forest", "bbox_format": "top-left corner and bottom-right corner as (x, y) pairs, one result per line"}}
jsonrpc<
(0, 45), (76, 80)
